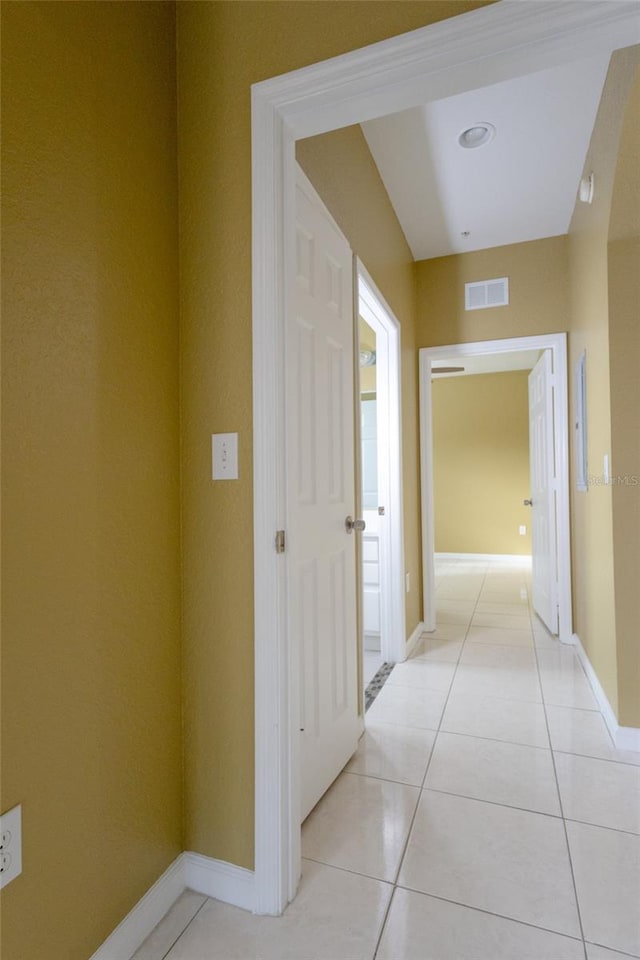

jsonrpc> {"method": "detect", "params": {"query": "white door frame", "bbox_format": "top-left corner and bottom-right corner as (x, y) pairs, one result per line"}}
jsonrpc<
(358, 264), (406, 666)
(251, 1), (638, 916)
(419, 335), (573, 643)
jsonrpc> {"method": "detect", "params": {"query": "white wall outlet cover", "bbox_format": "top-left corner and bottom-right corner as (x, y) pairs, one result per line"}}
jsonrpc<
(0, 804), (22, 889)
(519, 525), (527, 536)
(212, 433), (239, 480)
(405, 572), (411, 593)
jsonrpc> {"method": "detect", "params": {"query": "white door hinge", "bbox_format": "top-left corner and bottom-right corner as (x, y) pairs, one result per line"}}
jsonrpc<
(275, 530), (286, 554)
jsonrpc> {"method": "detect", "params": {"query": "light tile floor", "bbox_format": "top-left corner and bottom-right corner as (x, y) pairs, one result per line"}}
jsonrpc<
(135, 557), (640, 960)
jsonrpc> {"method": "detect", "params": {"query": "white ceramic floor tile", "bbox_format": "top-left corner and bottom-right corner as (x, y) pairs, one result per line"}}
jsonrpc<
(425, 732), (560, 815)
(472, 612), (532, 631)
(386, 659), (456, 692)
(555, 752), (640, 834)
(132, 891), (207, 960)
(302, 771), (419, 881)
(536, 647), (582, 671)
(450, 664), (542, 704)
(165, 859), (391, 960)
(413, 636), (463, 663)
(466, 625), (533, 647)
(586, 944), (639, 960)
(480, 589), (529, 604)
(567, 820), (640, 956)
(475, 601), (532, 616)
(437, 610), (473, 625)
(441, 691), (549, 748)
(460, 643), (537, 670)
(365, 682), (448, 730)
(398, 791), (581, 937)
(539, 669), (599, 710)
(546, 704), (640, 766)
(483, 576), (530, 590)
(533, 630), (562, 649)
(346, 721), (435, 786)
(377, 887), (585, 960)
(437, 584), (483, 600)
(436, 598), (477, 614)
(420, 622), (469, 640)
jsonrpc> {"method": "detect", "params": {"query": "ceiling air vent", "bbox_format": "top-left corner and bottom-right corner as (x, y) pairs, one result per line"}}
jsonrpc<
(465, 277), (509, 311)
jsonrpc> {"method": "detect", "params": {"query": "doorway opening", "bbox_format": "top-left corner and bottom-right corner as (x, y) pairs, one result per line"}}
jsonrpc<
(419, 335), (573, 645)
(357, 268), (406, 704)
(251, 1), (634, 917)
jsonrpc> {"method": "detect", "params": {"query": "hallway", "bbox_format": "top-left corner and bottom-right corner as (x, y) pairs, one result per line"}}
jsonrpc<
(135, 557), (640, 960)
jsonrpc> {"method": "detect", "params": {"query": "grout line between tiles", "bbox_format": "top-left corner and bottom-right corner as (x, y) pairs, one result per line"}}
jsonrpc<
(159, 896), (209, 960)
(530, 605), (589, 960)
(420, 785), (562, 821)
(371, 562), (489, 959)
(344, 769), (428, 789)
(553, 747), (640, 769)
(585, 941), (640, 960)
(562, 816), (640, 839)
(301, 854), (395, 887)
(393, 883), (587, 946)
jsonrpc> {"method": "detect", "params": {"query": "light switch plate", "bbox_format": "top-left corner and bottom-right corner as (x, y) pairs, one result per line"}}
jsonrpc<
(212, 433), (239, 480)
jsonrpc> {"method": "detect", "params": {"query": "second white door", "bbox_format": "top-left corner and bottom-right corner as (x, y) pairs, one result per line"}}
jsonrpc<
(528, 350), (558, 634)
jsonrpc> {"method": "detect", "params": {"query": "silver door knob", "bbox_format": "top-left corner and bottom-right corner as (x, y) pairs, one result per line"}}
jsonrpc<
(345, 516), (366, 533)
(523, 499), (533, 506)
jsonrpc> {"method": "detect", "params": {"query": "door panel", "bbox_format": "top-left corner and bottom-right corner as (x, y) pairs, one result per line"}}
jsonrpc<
(290, 170), (360, 822)
(528, 351), (558, 634)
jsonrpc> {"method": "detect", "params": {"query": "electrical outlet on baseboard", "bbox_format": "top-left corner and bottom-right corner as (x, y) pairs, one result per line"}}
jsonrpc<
(0, 805), (22, 890)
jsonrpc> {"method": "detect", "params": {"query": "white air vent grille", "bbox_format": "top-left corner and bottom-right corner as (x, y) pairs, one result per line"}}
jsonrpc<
(465, 277), (509, 311)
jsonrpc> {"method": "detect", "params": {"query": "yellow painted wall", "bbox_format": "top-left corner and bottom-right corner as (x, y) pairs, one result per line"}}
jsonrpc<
(432, 372), (532, 555)
(1, 3), (182, 958)
(609, 236), (640, 725)
(567, 47), (639, 721)
(298, 125), (422, 640)
(608, 68), (640, 727)
(176, 0), (492, 871)
(415, 235), (571, 347)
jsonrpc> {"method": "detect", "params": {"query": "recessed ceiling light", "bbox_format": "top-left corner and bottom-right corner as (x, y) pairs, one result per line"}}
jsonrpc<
(458, 123), (496, 149)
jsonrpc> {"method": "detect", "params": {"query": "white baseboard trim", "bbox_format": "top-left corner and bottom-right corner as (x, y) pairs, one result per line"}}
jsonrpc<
(184, 852), (255, 913)
(90, 853), (256, 959)
(435, 552), (531, 564)
(572, 633), (640, 752)
(404, 621), (425, 660)
(89, 855), (186, 960)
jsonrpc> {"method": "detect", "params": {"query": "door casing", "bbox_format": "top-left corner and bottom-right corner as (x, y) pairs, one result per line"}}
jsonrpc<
(419, 335), (572, 643)
(251, 1), (638, 916)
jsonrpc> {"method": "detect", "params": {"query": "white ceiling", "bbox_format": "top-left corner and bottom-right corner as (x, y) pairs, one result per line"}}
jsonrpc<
(361, 54), (612, 260)
(431, 350), (542, 378)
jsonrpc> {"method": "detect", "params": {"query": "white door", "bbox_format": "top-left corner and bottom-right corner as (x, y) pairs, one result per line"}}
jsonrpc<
(528, 351), (558, 634)
(290, 169), (361, 821)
